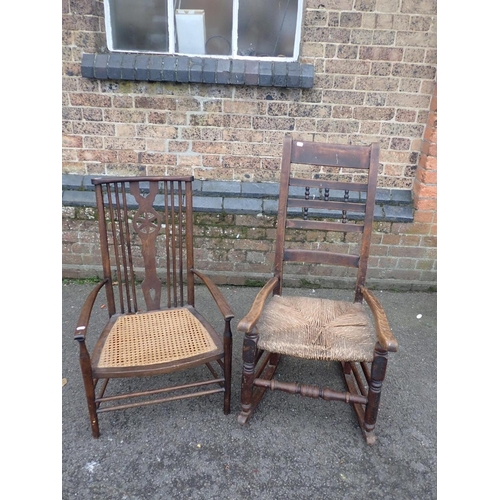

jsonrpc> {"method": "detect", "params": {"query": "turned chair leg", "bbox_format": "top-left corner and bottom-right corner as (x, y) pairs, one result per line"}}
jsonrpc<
(239, 330), (258, 424)
(364, 343), (389, 443)
(223, 320), (233, 415)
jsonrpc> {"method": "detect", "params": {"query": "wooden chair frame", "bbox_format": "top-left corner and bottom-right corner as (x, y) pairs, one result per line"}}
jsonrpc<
(73, 176), (233, 438)
(237, 137), (398, 444)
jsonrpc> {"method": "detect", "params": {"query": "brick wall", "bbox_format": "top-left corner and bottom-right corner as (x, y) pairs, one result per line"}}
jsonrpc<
(413, 84), (437, 231)
(62, 172), (435, 291)
(62, 0), (437, 290)
(62, 207), (436, 291)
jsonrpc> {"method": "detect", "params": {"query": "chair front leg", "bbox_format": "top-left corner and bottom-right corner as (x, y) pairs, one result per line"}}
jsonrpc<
(364, 342), (389, 440)
(238, 328), (259, 424)
(77, 340), (100, 438)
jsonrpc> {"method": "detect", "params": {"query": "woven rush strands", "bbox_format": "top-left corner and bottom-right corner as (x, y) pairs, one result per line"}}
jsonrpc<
(257, 296), (375, 362)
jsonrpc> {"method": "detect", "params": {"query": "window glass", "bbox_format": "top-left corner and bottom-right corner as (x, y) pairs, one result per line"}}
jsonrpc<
(177, 0), (233, 56)
(238, 0), (298, 57)
(105, 0), (302, 59)
(108, 0), (169, 52)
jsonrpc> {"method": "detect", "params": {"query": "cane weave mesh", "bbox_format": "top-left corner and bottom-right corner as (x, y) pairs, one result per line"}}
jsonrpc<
(257, 296), (376, 362)
(98, 308), (218, 368)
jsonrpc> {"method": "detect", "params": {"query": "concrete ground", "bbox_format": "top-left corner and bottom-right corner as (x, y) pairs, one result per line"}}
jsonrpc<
(62, 281), (437, 500)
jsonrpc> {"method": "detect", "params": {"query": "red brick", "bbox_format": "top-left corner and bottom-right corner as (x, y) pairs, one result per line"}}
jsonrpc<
(414, 197), (437, 211)
(413, 210), (435, 223)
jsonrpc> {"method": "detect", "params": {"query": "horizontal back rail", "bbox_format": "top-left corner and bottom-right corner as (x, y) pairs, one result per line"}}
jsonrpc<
(286, 219), (364, 233)
(287, 198), (366, 213)
(289, 178), (369, 192)
(92, 175), (194, 186)
(291, 141), (372, 169)
(283, 249), (360, 267)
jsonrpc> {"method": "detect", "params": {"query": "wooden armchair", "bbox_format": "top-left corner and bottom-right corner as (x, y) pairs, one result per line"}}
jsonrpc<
(73, 176), (233, 438)
(237, 137), (398, 445)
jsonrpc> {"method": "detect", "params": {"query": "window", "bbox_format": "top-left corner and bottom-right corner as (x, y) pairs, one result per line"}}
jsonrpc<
(104, 0), (304, 61)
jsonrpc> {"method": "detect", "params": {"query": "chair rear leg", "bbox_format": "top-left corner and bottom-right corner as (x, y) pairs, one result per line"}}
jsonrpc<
(363, 343), (389, 444)
(269, 352), (280, 366)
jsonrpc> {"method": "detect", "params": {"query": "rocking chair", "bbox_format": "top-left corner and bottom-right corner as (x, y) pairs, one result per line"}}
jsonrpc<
(237, 137), (398, 445)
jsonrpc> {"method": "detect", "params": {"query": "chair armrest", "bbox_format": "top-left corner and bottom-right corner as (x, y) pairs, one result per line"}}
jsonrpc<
(191, 269), (234, 321)
(237, 276), (279, 334)
(360, 286), (398, 352)
(73, 279), (109, 342)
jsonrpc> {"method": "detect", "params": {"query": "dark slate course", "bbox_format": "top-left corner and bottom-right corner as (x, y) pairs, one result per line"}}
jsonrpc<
(62, 175), (413, 222)
(80, 53), (314, 89)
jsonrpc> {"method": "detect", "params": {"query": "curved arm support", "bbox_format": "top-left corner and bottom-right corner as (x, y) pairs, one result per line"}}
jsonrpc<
(191, 269), (235, 321)
(74, 279), (109, 342)
(237, 276), (280, 334)
(360, 286), (398, 352)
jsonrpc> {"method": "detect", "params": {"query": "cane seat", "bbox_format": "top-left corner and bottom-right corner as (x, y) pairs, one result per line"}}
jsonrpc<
(94, 307), (221, 371)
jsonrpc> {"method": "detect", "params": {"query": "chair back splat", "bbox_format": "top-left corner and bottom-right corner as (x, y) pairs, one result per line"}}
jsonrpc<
(237, 137), (398, 445)
(94, 176), (195, 314)
(73, 176), (233, 438)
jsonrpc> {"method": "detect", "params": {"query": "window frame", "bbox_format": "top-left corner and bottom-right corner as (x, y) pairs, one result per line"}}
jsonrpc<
(103, 0), (305, 62)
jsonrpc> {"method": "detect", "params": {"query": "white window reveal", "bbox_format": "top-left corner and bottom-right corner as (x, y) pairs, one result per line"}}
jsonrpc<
(104, 0), (304, 61)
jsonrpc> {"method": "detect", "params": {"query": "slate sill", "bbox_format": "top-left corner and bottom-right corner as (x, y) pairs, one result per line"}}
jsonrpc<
(62, 175), (413, 223)
(81, 53), (314, 88)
